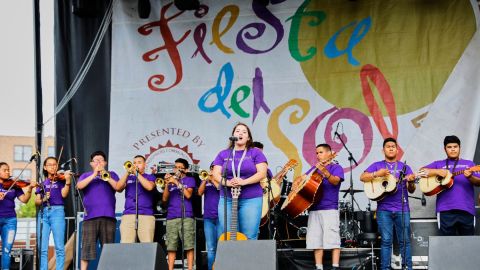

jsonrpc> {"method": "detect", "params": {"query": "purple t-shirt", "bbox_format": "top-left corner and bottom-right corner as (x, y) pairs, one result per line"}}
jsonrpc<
(0, 184), (24, 218)
(309, 163), (345, 211)
(213, 147), (268, 199)
(35, 178), (66, 206)
(123, 174), (156, 215)
(166, 176), (196, 220)
(78, 171), (119, 220)
(364, 161), (413, 212)
(423, 158), (478, 215)
(203, 182), (220, 219)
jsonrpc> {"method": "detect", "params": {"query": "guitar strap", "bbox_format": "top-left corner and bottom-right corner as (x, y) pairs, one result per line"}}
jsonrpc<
(445, 158), (459, 176)
(384, 160), (398, 177)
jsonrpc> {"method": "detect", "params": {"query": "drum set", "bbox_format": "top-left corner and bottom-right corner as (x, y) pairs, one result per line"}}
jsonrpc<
(263, 179), (378, 249)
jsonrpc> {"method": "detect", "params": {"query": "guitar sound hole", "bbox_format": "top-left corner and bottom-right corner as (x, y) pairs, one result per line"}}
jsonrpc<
(382, 181), (388, 188)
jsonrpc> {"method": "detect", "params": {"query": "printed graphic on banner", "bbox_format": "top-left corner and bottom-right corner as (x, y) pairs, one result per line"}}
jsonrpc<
(109, 0), (480, 215)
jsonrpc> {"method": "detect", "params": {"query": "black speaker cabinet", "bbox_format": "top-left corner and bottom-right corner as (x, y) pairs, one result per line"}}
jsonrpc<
(97, 243), (167, 270)
(215, 240), (277, 270)
(428, 236), (480, 270)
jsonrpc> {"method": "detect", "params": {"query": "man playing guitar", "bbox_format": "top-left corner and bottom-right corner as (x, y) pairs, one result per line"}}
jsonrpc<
(360, 137), (416, 270)
(420, 135), (480, 235)
(302, 143), (344, 270)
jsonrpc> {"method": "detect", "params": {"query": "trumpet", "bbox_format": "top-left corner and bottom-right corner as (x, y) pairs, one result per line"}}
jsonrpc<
(101, 170), (110, 181)
(124, 161), (133, 170)
(123, 161), (136, 174)
(199, 169), (210, 181)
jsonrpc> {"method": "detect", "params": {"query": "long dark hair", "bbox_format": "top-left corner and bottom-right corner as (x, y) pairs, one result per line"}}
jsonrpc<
(227, 122), (254, 149)
(43, 157), (58, 177)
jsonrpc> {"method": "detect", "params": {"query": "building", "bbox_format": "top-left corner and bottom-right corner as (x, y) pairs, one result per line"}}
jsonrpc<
(0, 135), (55, 180)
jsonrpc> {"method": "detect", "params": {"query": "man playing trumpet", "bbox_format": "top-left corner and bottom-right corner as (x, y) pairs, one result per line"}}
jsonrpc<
(77, 151), (119, 270)
(162, 158), (196, 270)
(116, 155), (156, 243)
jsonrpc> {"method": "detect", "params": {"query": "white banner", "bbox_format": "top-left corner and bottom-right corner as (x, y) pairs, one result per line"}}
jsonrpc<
(110, 0), (480, 216)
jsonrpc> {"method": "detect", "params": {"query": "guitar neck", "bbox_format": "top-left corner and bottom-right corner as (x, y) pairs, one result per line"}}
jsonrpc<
(272, 168), (288, 185)
(230, 197), (239, 240)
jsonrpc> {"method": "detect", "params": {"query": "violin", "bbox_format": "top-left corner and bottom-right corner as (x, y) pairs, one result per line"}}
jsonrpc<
(1, 178), (38, 189)
(51, 170), (78, 181)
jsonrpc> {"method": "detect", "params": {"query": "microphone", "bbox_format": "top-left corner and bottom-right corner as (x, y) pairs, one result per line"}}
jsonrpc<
(60, 158), (77, 169)
(334, 122), (340, 138)
(399, 160), (408, 180)
(138, 0), (151, 19)
(229, 136), (239, 141)
(421, 194), (426, 206)
(29, 152), (39, 162)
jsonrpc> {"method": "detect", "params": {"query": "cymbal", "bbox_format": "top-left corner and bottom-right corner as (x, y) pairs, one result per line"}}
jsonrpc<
(340, 188), (363, 194)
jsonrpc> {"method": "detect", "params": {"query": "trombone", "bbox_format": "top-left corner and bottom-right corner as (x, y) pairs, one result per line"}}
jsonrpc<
(155, 170), (181, 189)
(155, 178), (165, 189)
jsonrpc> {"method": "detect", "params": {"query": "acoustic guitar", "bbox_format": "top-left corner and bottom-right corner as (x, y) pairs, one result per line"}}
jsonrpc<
(217, 187), (247, 241)
(419, 165), (480, 196)
(280, 153), (337, 218)
(259, 159), (298, 226)
(364, 174), (397, 201)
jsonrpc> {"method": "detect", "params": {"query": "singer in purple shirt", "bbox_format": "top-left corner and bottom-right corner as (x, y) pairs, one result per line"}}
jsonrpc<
(360, 138), (416, 270)
(420, 135), (480, 236)
(116, 155), (156, 243)
(212, 123), (268, 240)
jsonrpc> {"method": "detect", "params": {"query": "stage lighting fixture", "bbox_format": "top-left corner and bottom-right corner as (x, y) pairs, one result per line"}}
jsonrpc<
(174, 0), (200, 11)
(138, 0), (151, 19)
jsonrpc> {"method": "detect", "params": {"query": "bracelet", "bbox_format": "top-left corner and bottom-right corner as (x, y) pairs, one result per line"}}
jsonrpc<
(65, 183), (71, 186)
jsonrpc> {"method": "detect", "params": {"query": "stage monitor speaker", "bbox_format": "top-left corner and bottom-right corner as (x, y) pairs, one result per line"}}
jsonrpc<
(428, 236), (480, 270)
(215, 240), (277, 270)
(97, 243), (167, 270)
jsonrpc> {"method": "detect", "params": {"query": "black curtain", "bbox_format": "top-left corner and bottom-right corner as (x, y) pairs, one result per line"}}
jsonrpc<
(54, 0), (112, 243)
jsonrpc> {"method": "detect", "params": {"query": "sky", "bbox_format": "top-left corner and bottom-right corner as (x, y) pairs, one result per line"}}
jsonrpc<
(0, 1), (54, 137)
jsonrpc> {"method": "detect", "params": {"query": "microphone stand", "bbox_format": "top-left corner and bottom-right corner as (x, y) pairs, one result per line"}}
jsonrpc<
(179, 176), (186, 270)
(266, 174), (273, 239)
(34, 159), (46, 270)
(399, 162), (408, 270)
(64, 162), (79, 270)
(334, 131), (360, 238)
(135, 170), (139, 243)
(65, 161), (86, 270)
(221, 144), (235, 240)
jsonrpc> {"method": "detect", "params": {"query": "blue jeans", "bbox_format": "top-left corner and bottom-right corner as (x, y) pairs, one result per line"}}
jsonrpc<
(0, 217), (17, 270)
(38, 206), (66, 270)
(204, 218), (220, 270)
(377, 211), (412, 270)
(218, 197), (262, 240)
